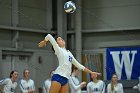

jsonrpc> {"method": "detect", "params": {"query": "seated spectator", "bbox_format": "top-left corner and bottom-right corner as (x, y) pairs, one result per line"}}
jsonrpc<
(107, 74), (124, 93)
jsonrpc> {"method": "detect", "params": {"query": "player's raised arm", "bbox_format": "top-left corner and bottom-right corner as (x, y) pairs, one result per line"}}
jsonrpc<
(38, 34), (60, 54)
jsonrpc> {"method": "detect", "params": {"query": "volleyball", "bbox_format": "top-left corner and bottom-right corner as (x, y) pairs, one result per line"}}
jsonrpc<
(64, 1), (76, 13)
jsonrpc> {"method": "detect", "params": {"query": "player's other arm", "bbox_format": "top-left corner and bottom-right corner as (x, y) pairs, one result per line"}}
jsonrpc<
(69, 77), (81, 91)
(72, 56), (101, 76)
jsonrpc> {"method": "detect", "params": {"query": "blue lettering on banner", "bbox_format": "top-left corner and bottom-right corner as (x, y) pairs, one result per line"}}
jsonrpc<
(106, 47), (140, 80)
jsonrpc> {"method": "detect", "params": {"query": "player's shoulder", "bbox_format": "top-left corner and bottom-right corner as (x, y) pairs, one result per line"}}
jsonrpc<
(98, 80), (104, 83)
(19, 79), (26, 85)
(3, 78), (11, 82)
(117, 83), (123, 86)
(0, 78), (11, 84)
(87, 81), (93, 86)
(29, 79), (35, 83)
(29, 79), (33, 81)
(68, 50), (74, 56)
(45, 79), (50, 83)
(107, 83), (111, 87)
(117, 83), (122, 85)
(67, 50), (71, 53)
(20, 79), (25, 82)
(44, 79), (50, 84)
(4, 78), (10, 80)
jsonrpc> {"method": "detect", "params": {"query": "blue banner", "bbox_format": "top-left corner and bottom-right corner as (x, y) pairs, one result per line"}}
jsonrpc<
(106, 47), (140, 80)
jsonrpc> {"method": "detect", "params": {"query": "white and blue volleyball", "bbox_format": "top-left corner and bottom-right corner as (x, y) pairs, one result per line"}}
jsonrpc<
(64, 1), (76, 13)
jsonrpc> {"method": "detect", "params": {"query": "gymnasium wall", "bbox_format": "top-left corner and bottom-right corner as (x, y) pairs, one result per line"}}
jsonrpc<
(0, 0), (11, 26)
(19, 0), (46, 29)
(82, 0), (140, 30)
(0, 0), (46, 29)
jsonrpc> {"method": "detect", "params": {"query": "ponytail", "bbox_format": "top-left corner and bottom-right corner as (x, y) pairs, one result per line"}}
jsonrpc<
(111, 74), (117, 91)
(111, 81), (114, 91)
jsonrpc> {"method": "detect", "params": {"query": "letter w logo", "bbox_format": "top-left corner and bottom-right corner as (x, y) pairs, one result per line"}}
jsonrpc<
(110, 50), (137, 80)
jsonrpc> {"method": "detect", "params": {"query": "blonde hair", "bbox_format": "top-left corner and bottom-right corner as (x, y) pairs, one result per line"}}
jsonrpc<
(111, 74), (117, 91)
(111, 81), (114, 91)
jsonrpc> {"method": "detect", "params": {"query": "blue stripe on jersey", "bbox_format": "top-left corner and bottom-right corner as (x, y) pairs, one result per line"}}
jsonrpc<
(43, 81), (47, 91)
(102, 82), (105, 91)
(20, 80), (25, 90)
(0, 78), (9, 85)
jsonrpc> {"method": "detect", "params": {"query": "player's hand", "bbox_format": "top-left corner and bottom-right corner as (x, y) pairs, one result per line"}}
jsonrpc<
(80, 82), (86, 88)
(38, 40), (48, 47)
(28, 90), (34, 93)
(82, 82), (86, 87)
(81, 82), (86, 85)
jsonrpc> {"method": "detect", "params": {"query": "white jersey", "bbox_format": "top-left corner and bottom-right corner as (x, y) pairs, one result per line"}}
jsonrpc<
(107, 83), (123, 93)
(133, 77), (140, 91)
(19, 79), (35, 93)
(69, 74), (81, 93)
(43, 79), (51, 93)
(0, 78), (17, 93)
(87, 80), (105, 93)
(45, 34), (85, 79)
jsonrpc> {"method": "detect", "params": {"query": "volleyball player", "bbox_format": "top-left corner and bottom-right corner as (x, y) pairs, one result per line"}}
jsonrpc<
(0, 70), (18, 93)
(107, 74), (124, 93)
(87, 74), (105, 93)
(19, 69), (35, 93)
(38, 34), (101, 93)
(69, 66), (86, 93)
